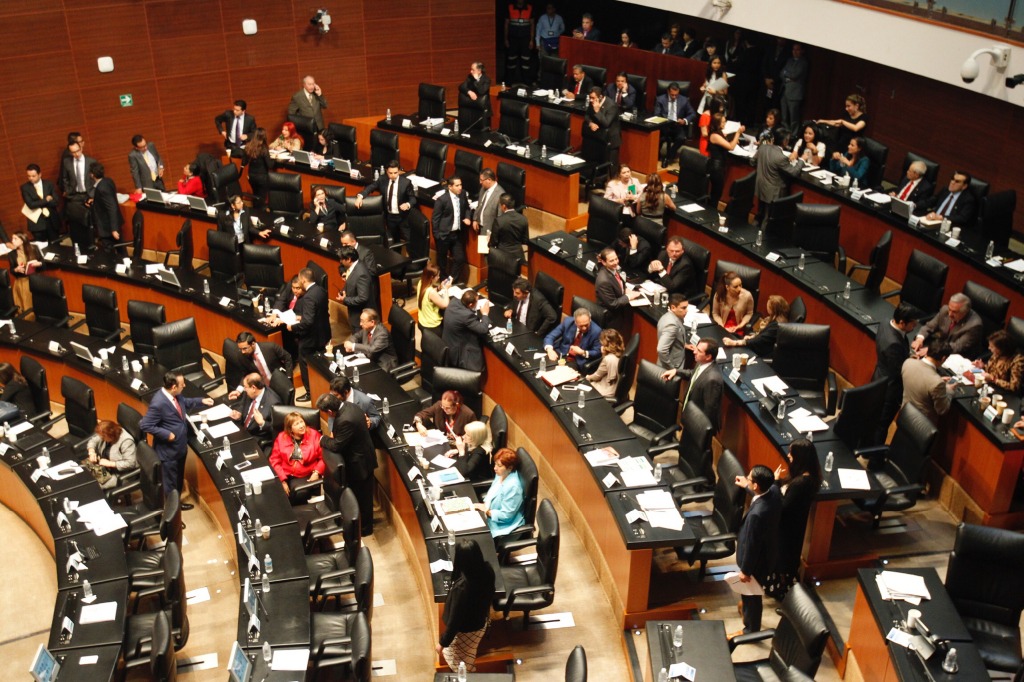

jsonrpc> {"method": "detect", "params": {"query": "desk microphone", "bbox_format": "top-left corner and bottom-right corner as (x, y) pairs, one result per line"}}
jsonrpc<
(459, 114), (489, 136)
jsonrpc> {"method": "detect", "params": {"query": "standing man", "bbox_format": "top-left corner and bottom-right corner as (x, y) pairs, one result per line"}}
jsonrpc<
(355, 161), (416, 243)
(504, 1), (535, 84)
(901, 343), (955, 425)
(442, 290), (493, 372)
(336, 247), (373, 338)
(586, 87), (622, 168)
(21, 164), (60, 241)
(229, 373), (281, 442)
(488, 194), (529, 261)
(730, 465), (782, 637)
(432, 176), (472, 283)
(604, 72), (637, 111)
(911, 292), (984, 359)
(647, 236), (696, 296)
(345, 308), (398, 373)
(458, 62), (492, 131)
(662, 337), (723, 432)
(225, 331), (292, 398)
(778, 43), (809, 134)
(128, 135), (165, 194)
(215, 100), (256, 153)
(280, 268), (330, 403)
(87, 163), (123, 252)
(316, 391), (378, 536)
(656, 295), (690, 370)
(753, 129), (804, 224)
(654, 83), (698, 166)
(872, 303), (916, 444)
(288, 76), (327, 151)
(139, 371), (214, 505)
(61, 141), (96, 252)
(595, 247), (640, 335)
(760, 38), (788, 118)
(535, 4), (564, 57)
(505, 277), (558, 337)
(472, 168), (503, 244)
(340, 230), (377, 275)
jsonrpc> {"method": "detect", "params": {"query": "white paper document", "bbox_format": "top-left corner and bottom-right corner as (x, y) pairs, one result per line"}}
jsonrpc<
(429, 559), (453, 574)
(724, 572), (764, 595)
(404, 430), (448, 447)
(878, 570), (931, 601)
(8, 420), (33, 436)
(430, 454), (457, 469)
(271, 649), (310, 671)
(584, 449), (619, 467)
(668, 662), (697, 681)
(440, 510), (487, 532)
(273, 309), (299, 326)
(679, 203), (704, 213)
(751, 376), (789, 396)
(240, 466), (277, 484)
(636, 489), (675, 512)
(206, 420), (239, 439)
(197, 403), (233, 421)
(1004, 258), (1024, 273)
(79, 601), (118, 624)
(837, 468), (871, 490)
(788, 414), (829, 433)
(621, 470), (657, 487)
(646, 509), (684, 530)
(549, 153), (584, 166)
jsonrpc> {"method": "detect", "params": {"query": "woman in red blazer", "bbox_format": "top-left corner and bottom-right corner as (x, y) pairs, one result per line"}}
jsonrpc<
(269, 411), (324, 503)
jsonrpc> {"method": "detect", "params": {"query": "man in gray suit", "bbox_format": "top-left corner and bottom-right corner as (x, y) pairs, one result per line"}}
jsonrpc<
(472, 168), (503, 241)
(344, 308), (398, 373)
(288, 75), (327, 148)
(663, 337), (723, 432)
(656, 295), (691, 370)
(753, 129), (803, 224)
(778, 43), (808, 133)
(901, 343), (955, 425)
(128, 134), (165, 193)
(910, 293), (985, 359)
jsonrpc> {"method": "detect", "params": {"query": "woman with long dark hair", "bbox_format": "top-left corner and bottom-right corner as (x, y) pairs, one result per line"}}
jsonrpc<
(416, 262), (450, 337)
(706, 111), (745, 208)
(638, 174), (677, 222)
(711, 270), (754, 334)
(7, 231), (43, 314)
(763, 439), (822, 600)
(435, 539), (496, 672)
(828, 136), (869, 184)
(241, 127), (273, 208)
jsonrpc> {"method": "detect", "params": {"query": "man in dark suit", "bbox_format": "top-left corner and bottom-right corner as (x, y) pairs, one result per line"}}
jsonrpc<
(61, 142), (96, 252)
(229, 373), (282, 441)
(287, 76), (328, 145)
(337, 246), (374, 335)
(652, 33), (683, 56)
(87, 162), (123, 252)
(317, 390), (377, 535)
(488, 194), (529, 261)
(226, 331), (293, 398)
(355, 161), (416, 243)
(585, 87), (622, 168)
(218, 195), (269, 244)
(732, 464), (782, 637)
(214, 99), (256, 152)
(654, 83), (698, 165)
(571, 13), (600, 41)
(543, 308), (602, 370)
(344, 308), (398, 373)
(888, 160), (934, 207)
(21, 164), (60, 241)
(506, 277), (558, 337)
(647, 237), (696, 297)
(595, 248), (641, 335)
(442, 290), (493, 372)
(128, 135), (165, 193)
(872, 303), (916, 444)
(340, 231), (377, 275)
(432, 175), (472, 283)
(916, 171), (978, 227)
(778, 43), (809, 132)
(139, 371), (214, 503)
(604, 72), (637, 111)
(562, 64), (593, 101)
(329, 375), (381, 430)
(663, 337), (724, 432)
(281, 267), (330, 402)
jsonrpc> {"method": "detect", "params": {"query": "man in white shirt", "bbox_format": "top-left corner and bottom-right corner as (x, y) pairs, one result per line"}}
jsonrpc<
(431, 176), (471, 282)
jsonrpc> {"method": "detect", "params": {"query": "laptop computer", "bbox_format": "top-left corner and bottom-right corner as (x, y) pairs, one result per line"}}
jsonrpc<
(227, 641), (252, 682)
(70, 340), (97, 364)
(292, 149), (311, 165)
(143, 188), (166, 204)
(29, 644), (60, 682)
(186, 196), (209, 212)
(333, 158), (352, 174)
(890, 197), (914, 220)
(155, 268), (182, 289)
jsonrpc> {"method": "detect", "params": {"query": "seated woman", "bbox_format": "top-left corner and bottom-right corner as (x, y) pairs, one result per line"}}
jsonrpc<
(307, 187), (346, 232)
(604, 164), (640, 216)
(711, 270), (754, 335)
(436, 539), (496, 672)
(447, 420), (492, 482)
(177, 161), (206, 197)
(587, 329), (624, 402)
(85, 420), (138, 489)
(758, 109), (783, 146)
(637, 174), (677, 222)
(828, 136), (869, 184)
(789, 124), (825, 166)
(722, 295), (789, 358)
(414, 390), (477, 439)
(974, 330), (1023, 394)
(474, 447), (525, 537)
(269, 122), (303, 153)
(0, 362), (36, 419)
(416, 263), (450, 337)
(311, 129), (337, 159)
(8, 232), (43, 314)
(269, 412), (324, 503)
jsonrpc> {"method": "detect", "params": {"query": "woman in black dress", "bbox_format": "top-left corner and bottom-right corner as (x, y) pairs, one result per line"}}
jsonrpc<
(435, 539), (495, 672)
(764, 438), (821, 600)
(448, 420), (492, 482)
(706, 111), (745, 209)
(241, 127), (272, 209)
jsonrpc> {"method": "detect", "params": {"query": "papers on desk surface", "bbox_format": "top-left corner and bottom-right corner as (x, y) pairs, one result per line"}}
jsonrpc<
(864, 192), (893, 204)
(273, 309), (298, 326)
(725, 572), (764, 596)
(635, 488), (685, 529)
(549, 153), (584, 166)
(46, 461), (84, 481)
(584, 448), (619, 467)
(271, 649), (310, 672)
(76, 498), (128, 536)
(788, 413), (829, 433)
(341, 353), (371, 367)
(440, 508), (487, 532)
(942, 354), (974, 377)
(751, 376), (789, 396)
(877, 570), (931, 603)
(810, 169), (835, 181)
(430, 558), (454, 574)
(683, 309), (712, 327)
(538, 365), (580, 387)
(629, 294), (650, 307)
(1005, 258), (1024, 273)
(419, 117), (445, 127)
(668, 662), (697, 682)
(679, 203), (705, 213)
(837, 468), (871, 490)
(205, 420), (239, 439)
(644, 115), (668, 124)
(426, 467), (464, 487)
(430, 453), (457, 469)
(638, 280), (667, 296)
(406, 174), (440, 190)
(79, 601), (118, 624)
(404, 429), (448, 448)
(240, 466), (277, 484)
(8, 420), (33, 436)
(196, 403), (233, 421)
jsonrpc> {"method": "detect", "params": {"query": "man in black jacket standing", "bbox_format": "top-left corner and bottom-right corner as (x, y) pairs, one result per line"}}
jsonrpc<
(872, 302), (916, 444)
(732, 465), (782, 637)
(317, 389), (377, 535)
(585, 86), (621, 168)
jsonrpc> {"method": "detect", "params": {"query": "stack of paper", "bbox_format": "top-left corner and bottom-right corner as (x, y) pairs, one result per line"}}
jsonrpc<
(877, 570), (931, 604)
(426, 468), (464, 487)
(584, 448), (619, 467)
(618, 456), (655, 487)
(636, 489), (683, 530)
(549, 153), (584, 166)
(679, 203), (705, 214)
(75, 499), (127, 536)
(404, 430), (448, 448)
(751, 376), (789, 397)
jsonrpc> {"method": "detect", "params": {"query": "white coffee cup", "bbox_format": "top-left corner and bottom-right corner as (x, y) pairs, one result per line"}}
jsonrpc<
(1002, 409), (1015, 425)
(252, 480), (263, 495)
(907, 608), (922, 630)
(951, 227), (961, 239)
(260, 525), (271, 540)
(719, 214), (727, 227)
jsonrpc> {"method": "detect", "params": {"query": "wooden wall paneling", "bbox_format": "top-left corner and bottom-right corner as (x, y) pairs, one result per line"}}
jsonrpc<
(67, 8), (157, 89)
(220, 0), (297, 28)
(0, 52), (75, 102)
(156, 74), (234, 152)
(0, 11), (70, 61)
(0, 0), (64, 17)
(361, 0), (430, 18)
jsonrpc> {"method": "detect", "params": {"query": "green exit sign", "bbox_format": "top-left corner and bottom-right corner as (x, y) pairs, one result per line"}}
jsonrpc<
(119, 94), (133, 107)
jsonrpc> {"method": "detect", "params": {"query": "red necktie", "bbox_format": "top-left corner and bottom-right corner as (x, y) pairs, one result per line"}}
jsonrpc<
(288, 297), (297, 310)
(172, 395), (182, 418)
(245, 398), (257, 427)
(367, 329), (373, 343)
(614, 271), (624, 293)
(898, 181), (914, 201)
(253, 348), (271, 384)
(568, 329), (583, 357)
(666, 259), (674, 274)
(575, 81), (581, 95)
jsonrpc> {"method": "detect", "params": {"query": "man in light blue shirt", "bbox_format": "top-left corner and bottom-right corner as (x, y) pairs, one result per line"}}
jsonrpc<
(536, 4), (565, 56)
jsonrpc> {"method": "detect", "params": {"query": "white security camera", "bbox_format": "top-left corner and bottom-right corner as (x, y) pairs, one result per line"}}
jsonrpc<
(960, 59), (979, 83)
(961, 45), (1011, 84)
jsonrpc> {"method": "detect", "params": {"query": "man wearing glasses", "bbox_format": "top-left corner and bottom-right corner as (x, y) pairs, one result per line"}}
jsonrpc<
(917, 171), (977, 227)
(128, 134), (165, 195)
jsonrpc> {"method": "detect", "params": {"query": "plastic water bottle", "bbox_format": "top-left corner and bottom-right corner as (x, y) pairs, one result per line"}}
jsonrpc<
(576, 243), (583, 261)
(578, 389), (586, 410)
(539, 355), (547, 374)
(654, 463), (662, 483)
(415, 445), (427, 468)
(336, 349), (344, 367)
(82, 579), (92, 599)
(506, 317), (513, 334)
(824, 451), (834, 475)
(203, 279), (210, 296)
(222, 436), (230, 453)
(673, 624), (683, 648)
(942, 647), (959, 673)
(798, 252), (806, 271)
(755, 228), (763, 248)
(447, 529), (456, 554)
(986, 240), (995, 260)
(658, 668), (669, 682)
(541, 144), (547, 159)
(74, 243), (81, 258)
(382, 398), (390, 416)
(386, 108), (391, 123)
(852, 178), (859, 190)
(843, 281), (851, 300)
(453, 119), (459, 134)
(263, 553), (273, 574)
(1, 421), (7, 438)
(121, 355), (129, 372)
(806, 430), (813, 443)
(457, 661), (467, 682)
(41, 446), (49, 462)
(524, 145), (531, 158)
(262, 641), (272, 664)
(776, 399), (787, 421)
(261, 572), (270, 593)
(373, 169), (380, 181)
(352, 365), (360, 385)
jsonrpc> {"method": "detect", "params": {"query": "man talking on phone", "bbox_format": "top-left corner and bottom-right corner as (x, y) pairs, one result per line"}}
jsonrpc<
(288, 75), (327, 151)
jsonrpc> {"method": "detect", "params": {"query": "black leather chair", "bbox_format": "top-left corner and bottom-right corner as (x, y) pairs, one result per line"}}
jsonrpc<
(612, 333), (640, 410)
(570, 295), (607, 331)
(309, 610), (371, 681)
(415, 139), (448, 183)
(535, 271), (565, 314)
(210, 163), (243, 205)
(676, 148), (710, 205)
(789, 296), (807, 324)
(126, 300), (166, 358)
(832, 377), (888, 451)
(729, 583), (830, 680)
(394, 209), (430, 299)
(454, 150), (483, 199)
(292, 481), (355, 552)
(725, 172), (756, 223)
(112, 210), (146, 262)
(680, 239), (710, 305)
(0, 269), (16, 318)
(123, 541), (189, 659)
(497, 161), (527, 210)
(493, 497), (558, 626)
(125, 492), (182, 591)
(1009, 316), (1024, 351)
(417, 83), (446, 119)
(847, 230), (891, 294)
(386, 305), (420, 384)
(656, 79), (690, 97)
(202, 229), (242, 284)
(242, 244), (284, 293)
(585, 194), (622, 248)
(632, 215), (667, 253)
(56, 375), (96, 450)
(268, 370), (295, 408)
(311, 184), (346, 208)
(369, 130), (399, 171)
(886, 151), (940, 190)
(271, 404), (321, 432)
(859, 136), (888, 189)
(418, 330), (448, 399)
(625, 73), (647, 109)
(977, 189), (1016, 248)
(963, 280), (1009, 338)
(579, 131), (613, 199)
(267, 171), (303, 217)
(489, 404), (509, 452)
(117, 402), (144, 443)
(499, 99), (531, 141)
(308, 544), (373, 615)
(458, 82), (490, 132)
(328, 123), (358, 161)
(881, 249), (948, 318)
(713, 260), (761, 312)
(793, 204), (846, 271)
(580, 64), (607, 88)
(484, 251), (523, 306)
(137, 609), (176, 682)
(288, 113), (317, 151)
(539, 107), (572, 152)
(24, 274), (70, 327)
(771, 323), (838, 417)
(344, 196), (386, 244)
(431, 367), (483, 417)
(661, 402), (715, 499)
(676, 449), (745, 579)
(21, 356), (54, 427)
(163, 219), (194, 271)
(615, 359), (680, 446)
(110, 442), (165, 545)
(152, 317), (224, 392)
(538, 55), (567, 90)
(854, 403), (938, 527)
(945, 522), (1024, 673)
(763, 191), (803, 242)
(82, 283), (123, 343)
(565, 644), (587, 682)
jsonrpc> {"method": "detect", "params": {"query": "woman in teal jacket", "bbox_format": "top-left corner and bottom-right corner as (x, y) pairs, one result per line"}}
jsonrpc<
(475, 447), (525, 537)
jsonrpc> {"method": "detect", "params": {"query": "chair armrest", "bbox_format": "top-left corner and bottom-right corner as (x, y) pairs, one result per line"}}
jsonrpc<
(675, 490), (713, 505)
(471, 479), (493, 498)
(308, 511), (343, 528)
(847, 263), (870, 275)
(195, 263), (210, 275)
(290, 478), (323, 495)
(837, 246), (847, 274)
(17, 307), (34, 320)
(312, 567), (356, 596)
(886, 482), (925, 497)
(38, 412), (66, 433)
(652, 424), (679, 445)
(825, 370), (838, 417)
(499, 537), (539, 556)
(201, 351), (223, 378)
(688, 293), (710, 311)
(133, 583), (165, 603)
(390, 361), (419, 377)
(105, 477), (141, 502)
(389, 239), (408, 253)
(669, 476), (709, 492)
(131, 634), (155, 660)
(570, 227), (588, 238)
(69, 319), (87, 331)
(613, 400), (634, 416)
(880, 288), (902, 301)
(315, 636), (353, 660)
(853, 445), (889, 460)
(728, 628), (776, 651)
(505, 583), (555, 610)
(647, 442), (679, 457)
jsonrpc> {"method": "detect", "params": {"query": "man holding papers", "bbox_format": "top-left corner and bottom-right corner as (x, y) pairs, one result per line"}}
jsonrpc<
(731, 464), (782, 638)
(20, 164), (60, 241)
